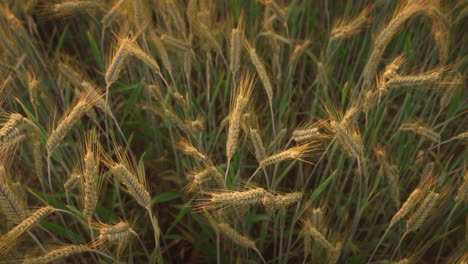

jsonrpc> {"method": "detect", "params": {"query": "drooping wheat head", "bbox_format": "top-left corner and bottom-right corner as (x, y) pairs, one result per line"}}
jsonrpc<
(106, 146), (151, 208)
(0, 166), (28, 224)
(399, 121), (440, 143)
(185, 166), (223, 193)
(51, 1), (102, 17)
(244, 39), (273, 105)
(226, 73), (254, 160)
(216, 221), (258, 250)
(197, 187), (269, 217)
(101, 0), (126, 28)
(331, 5), (372, 40)
(0, 113), (29, 150)
(23, 244), (91, 264)
(47, 92), (99, 156)
(259, 142), (317, 168)
(301, 217), (335, 258)
(290, 40), (311, 65)
(105, 37), (130, 87)
(230, 14), (244, 76)
(109, 163), (151, 208)
(81, 131), (100, 220)
(149, 30), (173, 75)
(292, 122), (324, 143)
(176, 137), (208, 162)
(329, 120), (364, 160)
(405, 191), (439, 232)
(93, 220), (135, 256)
(424, 3), (450, 63)
(454, 170), (467, 205)
(0, 206), (55, 256)
(374, 143), (401, 207)
(262, 192), (302, 214)
(125, 41), (161, 74)
(64, 172), (81, 192)
(362, 0), (426, 87)
(389, 188), (424, 228)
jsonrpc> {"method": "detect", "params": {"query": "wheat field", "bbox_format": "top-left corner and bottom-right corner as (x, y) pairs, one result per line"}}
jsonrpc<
(0, 0), (466, 263)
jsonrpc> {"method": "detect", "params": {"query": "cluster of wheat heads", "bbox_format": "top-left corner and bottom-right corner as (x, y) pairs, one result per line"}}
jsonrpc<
(0, 0), (466, 263)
